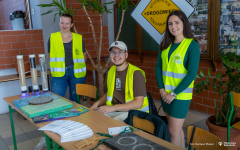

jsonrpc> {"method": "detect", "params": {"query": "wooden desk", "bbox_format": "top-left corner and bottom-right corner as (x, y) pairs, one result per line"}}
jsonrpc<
(3, 94), (184, 150)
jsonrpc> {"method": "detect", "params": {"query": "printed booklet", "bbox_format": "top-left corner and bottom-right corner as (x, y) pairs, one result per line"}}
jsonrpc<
(32, 107), (89, 123)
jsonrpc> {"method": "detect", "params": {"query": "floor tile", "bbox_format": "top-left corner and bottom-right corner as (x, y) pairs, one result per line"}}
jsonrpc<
(0, 139), (8, 148)
(183, 119), (196, 128)
(0, 118), (10, 126)
(185, 113), (207, 122)
(0, 123), (20, 133)
(191, 110), (210, 117)
(0, 146), (10, 150)
(25, 130), (43, 139)
(3, 133), (31, 146)
(0, 114), (9, 120)
(0, 127), (24, 139)
(8, 140), (35, 150)
(14, 119), (33, 127)
(20, 124), (38, 133)
(32, 137), (42, 144)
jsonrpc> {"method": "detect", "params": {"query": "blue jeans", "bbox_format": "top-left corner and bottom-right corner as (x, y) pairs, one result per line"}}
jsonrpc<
(51, 65), (85, 103)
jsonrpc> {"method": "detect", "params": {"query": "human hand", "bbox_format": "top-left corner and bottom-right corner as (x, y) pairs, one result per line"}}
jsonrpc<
(160, 88), (167, 99)
(163, 93), (175, 104)
(97, 106), (115, 114)
(90, 102), (99, 111)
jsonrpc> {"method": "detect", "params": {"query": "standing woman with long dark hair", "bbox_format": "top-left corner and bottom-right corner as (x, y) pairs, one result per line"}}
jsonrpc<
(155, 10), (200, 148)
(48, 14), (87, 103)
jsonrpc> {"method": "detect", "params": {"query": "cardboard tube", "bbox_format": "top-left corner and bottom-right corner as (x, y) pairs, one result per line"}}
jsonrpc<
(39, 54), (49, 92)
(17, 55), (27, 92)
(29, 54), (39, 91)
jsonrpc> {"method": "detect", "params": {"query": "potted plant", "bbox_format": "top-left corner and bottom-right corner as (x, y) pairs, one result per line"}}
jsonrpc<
(14, 52), (31, 75)
(195, 52), (240, 149)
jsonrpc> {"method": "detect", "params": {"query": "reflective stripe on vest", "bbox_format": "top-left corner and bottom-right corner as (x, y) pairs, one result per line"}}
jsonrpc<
(50, 32), (86, 78)
(73, 59), (85, 63)
(162, 71), (186, 79)
(106, 63), (149, 113)
(50, 58), (64, 62)
(165, 85), (193, 93)
(161, 38), (194, 100)
(74, 67), (86, 73)
(50, 68), (65, 72)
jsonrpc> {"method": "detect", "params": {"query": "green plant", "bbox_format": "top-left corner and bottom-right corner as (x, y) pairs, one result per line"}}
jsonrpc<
(195, 52), (240, 127)
(38, 0), (135, 97)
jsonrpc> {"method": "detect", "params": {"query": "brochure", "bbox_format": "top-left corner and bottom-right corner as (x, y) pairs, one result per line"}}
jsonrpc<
(39, 120), (93, 143)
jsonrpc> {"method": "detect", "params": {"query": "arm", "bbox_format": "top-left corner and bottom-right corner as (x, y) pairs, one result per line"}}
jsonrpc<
(82, 40), (87, 62)
(90, 93), (107, 110)
(96, 96), (144, 114)
(48, 37), (50, 61)
(111, 96), (144, 111)
(83, 52), (87, 62)
(172, 41), (200, 95)
(155, 51), (167, 98)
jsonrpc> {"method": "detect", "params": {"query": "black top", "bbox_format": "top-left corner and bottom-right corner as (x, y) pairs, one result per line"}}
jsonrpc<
(48, 38), (86, 67)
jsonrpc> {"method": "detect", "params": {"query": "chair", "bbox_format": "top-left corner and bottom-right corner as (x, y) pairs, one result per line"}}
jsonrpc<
(124, 110), (170, 142)
(228, 92), (240, 143)
(132, 115), (155, 134)
(188, 126), (229, 150)
(147, 92), (168, 125)
(76, 84), (98, 104)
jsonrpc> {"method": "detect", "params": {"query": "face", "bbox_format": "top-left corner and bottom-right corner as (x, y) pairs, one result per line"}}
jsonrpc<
(168, 15), (184, 37)
(59, 16), (73, 32)
(110, 47), (128, 66)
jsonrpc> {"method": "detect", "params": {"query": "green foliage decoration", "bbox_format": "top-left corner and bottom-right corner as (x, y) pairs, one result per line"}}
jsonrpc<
(195, 52), (240, 127)
(37, 0), (79, 22)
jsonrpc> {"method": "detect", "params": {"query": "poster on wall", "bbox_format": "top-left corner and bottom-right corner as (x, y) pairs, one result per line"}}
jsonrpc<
(187, 0), (208, 54)
(219, 0), (240, 55)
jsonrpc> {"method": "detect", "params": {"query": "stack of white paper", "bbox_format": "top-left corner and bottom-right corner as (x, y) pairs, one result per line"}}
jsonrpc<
(38, 120), (93, 143)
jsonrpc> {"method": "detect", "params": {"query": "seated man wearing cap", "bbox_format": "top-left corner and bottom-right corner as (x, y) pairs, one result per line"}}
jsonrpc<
(90, 41), (149, 122)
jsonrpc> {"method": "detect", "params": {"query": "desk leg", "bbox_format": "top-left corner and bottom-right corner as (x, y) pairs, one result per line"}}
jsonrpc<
(44, 133), (52, 150)
(53, 140), (65, 150)
(93, 70), (96, 86)
(9, 105), (17, 150)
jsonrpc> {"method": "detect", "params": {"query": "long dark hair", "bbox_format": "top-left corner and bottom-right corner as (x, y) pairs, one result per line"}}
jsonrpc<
(159, 10), (197, 51)
(61, 14), (74, 32)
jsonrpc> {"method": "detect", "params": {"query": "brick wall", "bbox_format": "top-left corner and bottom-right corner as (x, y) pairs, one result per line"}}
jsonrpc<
(127, 54), (240, 117)
(0, 29), (44, 69)
(67, 0), (109, 85)
(0, 0), (28, 30)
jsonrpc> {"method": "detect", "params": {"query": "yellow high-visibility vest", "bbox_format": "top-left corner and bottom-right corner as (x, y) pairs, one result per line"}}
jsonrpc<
(106, 63), (149, 113)
(50, 32), (86, 78)
(161, 38), (194, 100)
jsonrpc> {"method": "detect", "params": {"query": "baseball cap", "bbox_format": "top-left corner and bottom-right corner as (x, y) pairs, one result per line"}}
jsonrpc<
(108, 41), (128, 52)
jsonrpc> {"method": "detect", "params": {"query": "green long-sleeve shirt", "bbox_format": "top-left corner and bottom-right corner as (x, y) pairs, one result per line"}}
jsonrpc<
(155, 40), (200, 95)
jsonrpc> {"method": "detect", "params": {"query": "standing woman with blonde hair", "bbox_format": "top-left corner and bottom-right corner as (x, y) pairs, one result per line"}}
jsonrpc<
(155, 10), (200, 148)
(48, 14), (87, 103)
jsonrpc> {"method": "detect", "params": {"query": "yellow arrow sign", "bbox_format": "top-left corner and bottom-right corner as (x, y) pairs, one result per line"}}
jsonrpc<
(142, 0), (180, 34)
